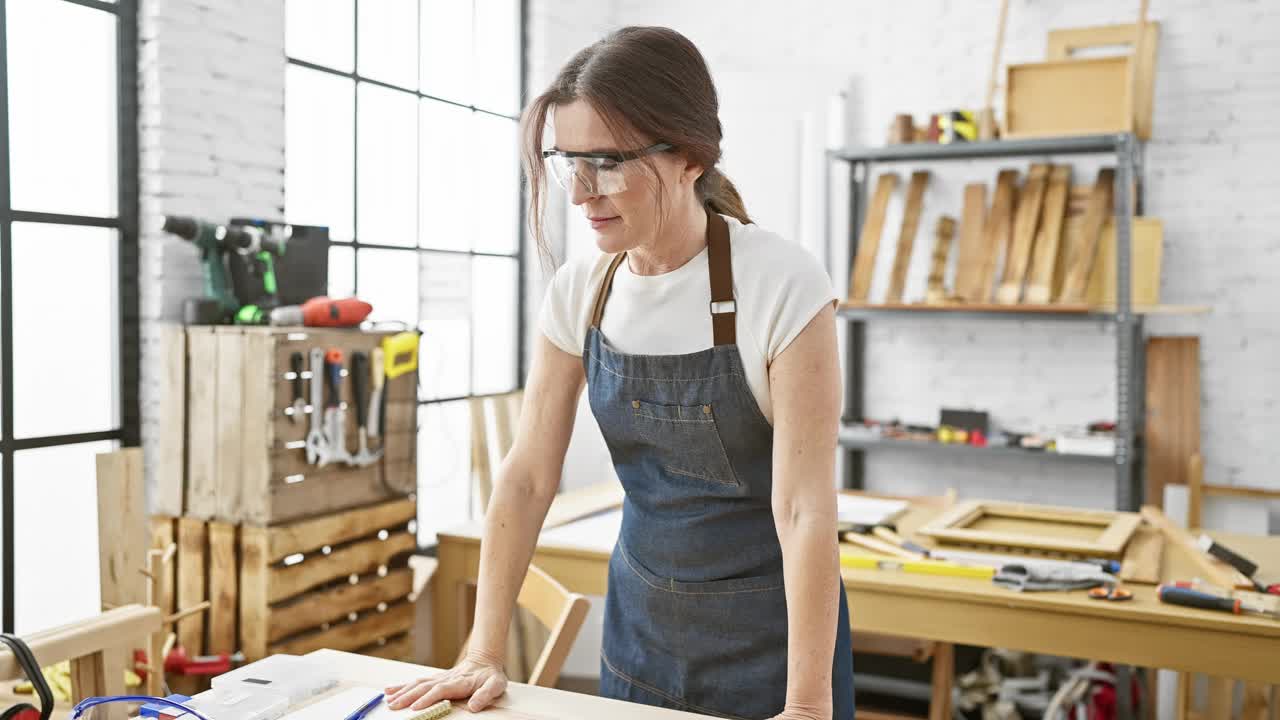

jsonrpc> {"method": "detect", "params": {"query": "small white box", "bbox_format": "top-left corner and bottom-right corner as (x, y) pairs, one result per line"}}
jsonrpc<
(212, 655), (338, 707)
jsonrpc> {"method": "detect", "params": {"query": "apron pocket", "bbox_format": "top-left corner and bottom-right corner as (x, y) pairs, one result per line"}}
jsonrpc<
(631, 399), (739, 486)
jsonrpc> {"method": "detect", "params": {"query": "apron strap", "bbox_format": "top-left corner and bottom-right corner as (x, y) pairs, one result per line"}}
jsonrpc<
(589, 253), (627, 329)
(706, 209), (736, 346)
(587, 207), (737, 347)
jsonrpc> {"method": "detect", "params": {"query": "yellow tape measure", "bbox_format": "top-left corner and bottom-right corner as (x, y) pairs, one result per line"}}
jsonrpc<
(382, 331), (419, 380)
(840, 549), (995, 580)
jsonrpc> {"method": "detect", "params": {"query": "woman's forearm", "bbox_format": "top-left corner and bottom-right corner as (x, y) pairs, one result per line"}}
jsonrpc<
(776, 503), (840, 714)
(465, 460), (560, 663)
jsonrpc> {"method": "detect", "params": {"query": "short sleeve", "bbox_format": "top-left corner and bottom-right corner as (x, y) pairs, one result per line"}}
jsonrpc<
(758, 242), (838, 363)
(537, 253), (608, 357)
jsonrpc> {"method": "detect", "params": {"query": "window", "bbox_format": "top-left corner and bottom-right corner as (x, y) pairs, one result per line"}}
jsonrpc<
(285, 0), (524, 545)
(0, 0), (140, 632)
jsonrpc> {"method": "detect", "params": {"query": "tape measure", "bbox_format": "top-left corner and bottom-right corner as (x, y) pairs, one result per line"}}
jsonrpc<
(382, 331), (419, 380)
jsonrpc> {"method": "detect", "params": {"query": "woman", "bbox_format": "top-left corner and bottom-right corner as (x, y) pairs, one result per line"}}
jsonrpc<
(387, 26), (853, 720)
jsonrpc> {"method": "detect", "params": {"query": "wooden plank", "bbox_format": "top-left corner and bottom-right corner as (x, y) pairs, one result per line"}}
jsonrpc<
(996, 163), (1050, 304)
(1058, 167), (1115, 304)
(1047, 22), (1160, 140)
(1118, 523), (1164, 584)
(952, 183), (988, 302)
(1140, 506), (1252, 589)
(96, 449), (147, 610)
(924, 216), (957, 304)
(1024, 165), (1071, 303)
(267, 569), (414, 643)
(239, 526), (270, 662)
(185, 329), (218, 519)
(917, 500), (1140, 558)
(1004, 57), (1133, 138)
(1187, 453), (1205, 530)
(841, 532), (923, 560)
(268, 601), (414, 656)
(149, 518), (177, 615)
(885, 171), (930, 303)
(154, 325), (186, 516)
(240, 331), (273, 525)
(215, 330), (244, 521)
(266, 462), (415, 525)
(268, 498), (417, 561)
(1145, 337), (1201, 509)
(175, 517), (207, 654)
(69, 652), (106, 703)
(206, 522), (238, 654)
(979, 170), (1018, 301)
(268, 532), (417, 603)
(1086, 217), (1164, 306)
(848, 173), (899, 302)
(356, 633), (413, 662)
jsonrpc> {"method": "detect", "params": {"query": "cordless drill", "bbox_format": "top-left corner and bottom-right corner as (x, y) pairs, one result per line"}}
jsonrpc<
(162, 215), (291, 324)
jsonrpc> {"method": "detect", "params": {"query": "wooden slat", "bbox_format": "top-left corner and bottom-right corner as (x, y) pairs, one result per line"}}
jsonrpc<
(267, 498), (418, 561)
(215, 330), (244, 521)
(1024, 165), (1071, 303)
(885, 171), (930, 303)
(175, 517), (207, 654)
(267, 532), (417, 603)
(1187, 453), (1205, 530)
(268, 601), (415, 656)
(1118, 522), (1164, 584)
(979, 170), (1018, 301)
(239, 526), (270, 662)
(267, 569), (414, 643)
(929, 642), (955, 720)
(207, 522), (238, 654)
(69, 652), (106, 703)
(1140, 506), (1252, 589)
(848, 173), (899, 302)
(1145, 337), (1201, 509)
(154, 325), (186, 516)
(850, 632), (934, 661)
(240, 331), (273, 525)
(952, 183), (988, 302)
(266, 462), (415, 525)
(97, 448), (147, 610)
(996, 163), (1050, 304)
(924, 216), (957, 304)
(186, 329), (218, 519)
(149, 518), (176, 615)
(1058, 167), (1115, 303)
(356, 633), (414, 662)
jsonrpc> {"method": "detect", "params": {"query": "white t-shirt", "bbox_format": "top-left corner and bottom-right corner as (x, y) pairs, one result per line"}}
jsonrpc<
(539, 214), (837, 424)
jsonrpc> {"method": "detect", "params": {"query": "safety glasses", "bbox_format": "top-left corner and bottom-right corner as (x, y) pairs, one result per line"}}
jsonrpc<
(542, 142), (672, 195)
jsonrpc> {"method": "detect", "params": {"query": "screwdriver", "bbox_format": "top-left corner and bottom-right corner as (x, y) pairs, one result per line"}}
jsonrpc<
(1158, 585), (1279, 619)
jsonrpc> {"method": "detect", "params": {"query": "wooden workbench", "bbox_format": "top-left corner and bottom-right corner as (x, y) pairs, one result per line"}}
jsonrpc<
(434, 483), (1280, 685)
(304, 648), (703, 719)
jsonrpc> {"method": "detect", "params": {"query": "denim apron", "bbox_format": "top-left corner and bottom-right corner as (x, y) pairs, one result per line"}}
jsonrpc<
(588, 209), (855, 720)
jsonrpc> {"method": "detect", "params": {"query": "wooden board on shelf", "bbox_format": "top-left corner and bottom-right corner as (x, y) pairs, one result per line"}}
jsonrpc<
(924, 216), (957, 304)
(979, 170), (1018, 301)
(916, 500), (1142, 558)
(1004, 57), (1134, 139)
(1024, 165), (1072, 303)
(1047, 22), (1160, 140)
(953, 183), (988, 302)
(848, 173), (899, 302)
(1086, 217), (1164, 306)
(885, 171), (930, 303)
(1145, 337), (1200, 509)
(996, 163), (1050, 304)
(1058, 168), (1115, 304)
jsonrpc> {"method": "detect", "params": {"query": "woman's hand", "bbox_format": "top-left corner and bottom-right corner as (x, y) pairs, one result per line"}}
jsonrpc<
(769, 704), (831, 720)
(383, 653), (508, 713)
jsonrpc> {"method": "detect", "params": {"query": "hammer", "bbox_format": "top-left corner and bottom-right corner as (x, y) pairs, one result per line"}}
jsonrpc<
(350, 351), (384, 467)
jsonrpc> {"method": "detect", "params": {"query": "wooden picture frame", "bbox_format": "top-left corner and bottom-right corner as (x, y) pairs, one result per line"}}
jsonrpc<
(917, 500), (1142, 558)
(1003, 56), (1134, 139)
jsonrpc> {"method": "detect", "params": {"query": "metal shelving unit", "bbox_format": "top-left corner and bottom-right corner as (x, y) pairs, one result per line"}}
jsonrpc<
(829, 133), (1146, 510)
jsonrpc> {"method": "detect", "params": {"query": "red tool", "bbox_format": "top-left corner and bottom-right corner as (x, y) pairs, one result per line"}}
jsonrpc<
(269, 296), (372, 327)
(1088, 586), (1133, 602)
(164, 645), (244, 676)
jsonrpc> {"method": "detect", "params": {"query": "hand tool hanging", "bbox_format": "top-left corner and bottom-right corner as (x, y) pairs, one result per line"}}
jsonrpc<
(304, 348), (328, 465)
(349, 351), (383, 467)
(367, 346), (385, 441)
(288, 351), (305, 424)
(320, 349), (354, 467)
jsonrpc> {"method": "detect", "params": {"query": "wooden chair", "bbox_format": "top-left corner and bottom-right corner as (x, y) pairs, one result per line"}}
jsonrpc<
(1176, 453), (1279, 720)
(457, 564), (590, 688)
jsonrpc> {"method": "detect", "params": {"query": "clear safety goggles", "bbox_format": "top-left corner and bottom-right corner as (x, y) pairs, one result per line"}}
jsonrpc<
(542, 142), (671, 195)
(72, 695), (213, 720)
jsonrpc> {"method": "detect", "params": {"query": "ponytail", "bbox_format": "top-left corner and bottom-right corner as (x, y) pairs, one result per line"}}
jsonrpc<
(697, 167), (751, 225)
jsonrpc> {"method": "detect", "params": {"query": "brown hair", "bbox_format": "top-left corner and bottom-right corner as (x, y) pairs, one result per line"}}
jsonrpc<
(520, 26), (750, 264)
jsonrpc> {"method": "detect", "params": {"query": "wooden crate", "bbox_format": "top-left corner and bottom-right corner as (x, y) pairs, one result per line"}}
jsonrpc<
(185, 326), (417, 525)
(1004, 56), (1133, 139)
(152, 499), (419, 664)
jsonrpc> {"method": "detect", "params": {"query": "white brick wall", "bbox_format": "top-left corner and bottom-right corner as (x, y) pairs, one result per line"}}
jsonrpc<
(531, 0), (1280, 521)
(138, 0), (285, 509)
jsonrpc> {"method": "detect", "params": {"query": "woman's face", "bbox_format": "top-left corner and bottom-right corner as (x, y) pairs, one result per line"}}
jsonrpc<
(551, 100), (699, 254)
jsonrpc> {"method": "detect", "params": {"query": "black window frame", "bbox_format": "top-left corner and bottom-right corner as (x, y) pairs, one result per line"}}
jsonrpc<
(0, 0), (141, 632)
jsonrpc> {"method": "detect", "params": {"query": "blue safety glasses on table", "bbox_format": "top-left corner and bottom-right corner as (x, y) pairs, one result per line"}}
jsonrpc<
(542, 142), (672, 195)
(72, 695), (213, 720)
